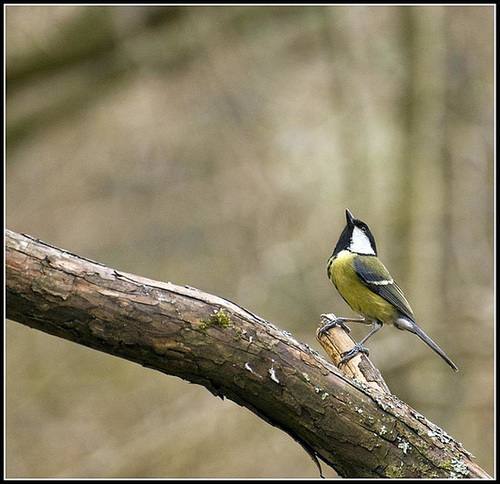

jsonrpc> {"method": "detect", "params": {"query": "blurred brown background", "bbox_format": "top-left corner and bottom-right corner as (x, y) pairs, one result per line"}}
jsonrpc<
(6, 5), (494, 478)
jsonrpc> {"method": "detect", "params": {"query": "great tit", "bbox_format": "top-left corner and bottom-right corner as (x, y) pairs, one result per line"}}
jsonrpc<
(319, 209), (458, 371)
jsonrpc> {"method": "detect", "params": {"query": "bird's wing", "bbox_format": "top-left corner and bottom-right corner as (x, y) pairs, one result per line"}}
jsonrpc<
(354, 256), (414, 320)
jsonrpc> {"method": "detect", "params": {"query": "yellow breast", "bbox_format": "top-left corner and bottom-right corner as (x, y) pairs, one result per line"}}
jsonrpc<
(328, 250), (397, 324)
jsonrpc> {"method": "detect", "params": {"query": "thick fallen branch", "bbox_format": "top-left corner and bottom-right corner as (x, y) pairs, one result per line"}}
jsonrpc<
(5, 229), (490, 478)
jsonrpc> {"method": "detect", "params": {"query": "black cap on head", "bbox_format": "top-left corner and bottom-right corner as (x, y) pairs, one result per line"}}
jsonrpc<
(331, 208), (377, 257)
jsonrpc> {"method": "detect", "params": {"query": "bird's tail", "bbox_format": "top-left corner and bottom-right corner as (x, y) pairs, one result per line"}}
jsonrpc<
(408, 322), (459, 372)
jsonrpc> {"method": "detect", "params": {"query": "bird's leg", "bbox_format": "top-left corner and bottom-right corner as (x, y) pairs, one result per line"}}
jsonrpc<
(339, 320), (383, 367)
(319, 313), (368, 336)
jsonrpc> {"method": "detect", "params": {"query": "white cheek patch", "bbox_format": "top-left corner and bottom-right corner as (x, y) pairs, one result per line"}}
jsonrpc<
(350, 227), (375, 255)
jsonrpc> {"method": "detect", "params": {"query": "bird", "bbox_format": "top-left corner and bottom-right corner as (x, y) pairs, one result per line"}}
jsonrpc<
(318, 208), (458, 371)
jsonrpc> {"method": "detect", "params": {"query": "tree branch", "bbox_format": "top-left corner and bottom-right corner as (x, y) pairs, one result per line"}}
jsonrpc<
(5, 229), (490, 478)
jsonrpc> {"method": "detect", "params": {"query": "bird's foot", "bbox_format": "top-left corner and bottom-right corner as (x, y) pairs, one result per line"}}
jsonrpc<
(339, 344), (370, 367)
(319, 313), (351, 337)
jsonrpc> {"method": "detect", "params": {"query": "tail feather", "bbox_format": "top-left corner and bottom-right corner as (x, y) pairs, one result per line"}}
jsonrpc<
(409, 322), (459, 372)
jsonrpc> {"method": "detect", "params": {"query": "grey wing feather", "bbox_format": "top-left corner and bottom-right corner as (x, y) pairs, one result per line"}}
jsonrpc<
(354, 257), (415, 320)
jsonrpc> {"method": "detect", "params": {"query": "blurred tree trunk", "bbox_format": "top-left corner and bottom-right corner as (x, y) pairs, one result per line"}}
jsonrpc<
(6, 229), (490, 479)
(405, 6), (447, 323)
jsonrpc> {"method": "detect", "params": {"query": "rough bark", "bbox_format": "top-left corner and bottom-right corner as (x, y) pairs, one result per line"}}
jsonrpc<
(5, 229), (490, 478)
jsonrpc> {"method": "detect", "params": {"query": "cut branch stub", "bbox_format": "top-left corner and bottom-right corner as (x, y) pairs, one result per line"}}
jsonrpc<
(315, 316), (391, 394)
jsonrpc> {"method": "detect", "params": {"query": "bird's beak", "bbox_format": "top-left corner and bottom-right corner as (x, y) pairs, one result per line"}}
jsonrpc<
(346, 209), (355, 227)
